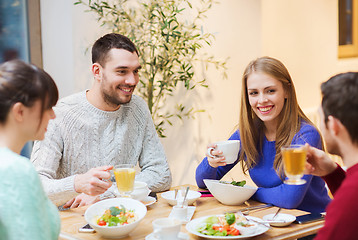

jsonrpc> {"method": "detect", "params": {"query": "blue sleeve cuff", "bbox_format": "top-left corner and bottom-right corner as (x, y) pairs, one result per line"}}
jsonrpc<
(195, 157), (218, 189)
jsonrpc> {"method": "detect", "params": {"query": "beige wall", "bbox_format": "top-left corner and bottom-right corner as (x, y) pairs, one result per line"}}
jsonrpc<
(40, 0), (358, 187)
(262, 0), (358, 110)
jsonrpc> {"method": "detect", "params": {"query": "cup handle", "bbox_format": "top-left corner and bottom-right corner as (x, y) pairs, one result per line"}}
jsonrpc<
(207, 147), (215, 158)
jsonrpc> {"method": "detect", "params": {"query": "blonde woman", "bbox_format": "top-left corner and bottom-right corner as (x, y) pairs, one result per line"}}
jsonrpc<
(0, 60), (60, 239)
(196, 57), (331, 213)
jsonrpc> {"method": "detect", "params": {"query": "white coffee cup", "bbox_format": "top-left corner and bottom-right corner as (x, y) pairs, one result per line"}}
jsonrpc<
(131, 181), (150, 201)
(171, 205), (188, 221)
(207, 140), (240, 164)
(152, 218), (183, 240)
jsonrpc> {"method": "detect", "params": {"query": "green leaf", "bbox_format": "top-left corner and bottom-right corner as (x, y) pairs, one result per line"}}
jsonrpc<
(225, 213), (236, 225)
(109, 205), (125, 216)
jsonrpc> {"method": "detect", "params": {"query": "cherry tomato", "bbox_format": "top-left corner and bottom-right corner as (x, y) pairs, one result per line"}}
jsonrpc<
(98, 220), (106, 226)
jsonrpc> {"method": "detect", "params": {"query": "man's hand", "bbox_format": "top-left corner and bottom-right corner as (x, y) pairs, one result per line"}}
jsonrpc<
(305, 144), (337, 177)
(63, 193), (100, 208)
(74, 165), (113, 196)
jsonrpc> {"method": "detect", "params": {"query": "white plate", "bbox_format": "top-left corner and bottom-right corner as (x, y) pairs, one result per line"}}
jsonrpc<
(145, 232), (189, 240)
(186, 215), (269, 239)
(140, 196), (156, 206)
(262, 213), (296, 227)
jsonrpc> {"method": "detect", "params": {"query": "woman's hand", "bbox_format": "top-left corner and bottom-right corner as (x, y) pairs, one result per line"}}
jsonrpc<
(206, 143), (227, 168)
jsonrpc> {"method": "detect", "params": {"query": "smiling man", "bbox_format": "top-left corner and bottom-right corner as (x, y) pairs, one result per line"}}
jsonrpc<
(305, 72), (358, 240)
(31, 33), (172, 208)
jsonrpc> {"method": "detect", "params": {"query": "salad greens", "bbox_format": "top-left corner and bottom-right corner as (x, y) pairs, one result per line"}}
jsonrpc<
(197, 213), (240, 236)
(225, 213), (236, 225)
(96, 205), (137, 227)
(219, 180), (246, 187)
(230, 180), (246, 187)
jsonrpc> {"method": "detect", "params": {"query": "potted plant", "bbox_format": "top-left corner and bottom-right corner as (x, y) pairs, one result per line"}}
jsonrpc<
(75, 0), (227, 137)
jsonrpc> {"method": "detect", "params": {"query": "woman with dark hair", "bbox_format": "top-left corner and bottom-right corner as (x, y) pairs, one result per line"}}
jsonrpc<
(0, 60), (60, 239)
(196, 57), (331, 213)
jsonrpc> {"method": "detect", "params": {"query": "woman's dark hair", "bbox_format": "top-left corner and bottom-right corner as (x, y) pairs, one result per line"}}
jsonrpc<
(0, 60), (59, 124)
(92, 33), (139, 67)
(321, 72), (358, 144)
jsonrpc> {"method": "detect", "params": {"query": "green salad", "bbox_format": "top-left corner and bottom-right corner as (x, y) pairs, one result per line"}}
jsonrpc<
(96, 205), (137, 227)
(196, 213), (241, 236)
(219, 180), (246, 187)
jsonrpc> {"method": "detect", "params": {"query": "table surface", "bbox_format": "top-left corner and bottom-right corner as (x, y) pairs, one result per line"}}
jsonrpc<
(59, 185), (324, 240)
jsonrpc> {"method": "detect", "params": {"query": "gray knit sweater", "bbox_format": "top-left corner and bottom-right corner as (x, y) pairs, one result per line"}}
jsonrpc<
(31, 91), (172, 206)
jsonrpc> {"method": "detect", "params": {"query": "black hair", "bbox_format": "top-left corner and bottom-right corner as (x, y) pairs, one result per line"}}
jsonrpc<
(0, 60), (59, 124)
(92, 33), (138, 66)
(321, 72), (358, 143)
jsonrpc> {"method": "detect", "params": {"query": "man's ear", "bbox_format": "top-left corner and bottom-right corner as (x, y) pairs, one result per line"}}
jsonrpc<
(11, 102), (25, 122)
(327, 115), (341, 136)
(92, 63), (102, 82)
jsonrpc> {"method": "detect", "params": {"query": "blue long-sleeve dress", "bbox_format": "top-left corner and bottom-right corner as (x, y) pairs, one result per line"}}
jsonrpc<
(196, 122), (331, 213)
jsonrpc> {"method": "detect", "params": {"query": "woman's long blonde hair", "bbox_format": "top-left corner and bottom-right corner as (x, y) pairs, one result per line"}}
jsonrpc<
(238, 56), (320, 177)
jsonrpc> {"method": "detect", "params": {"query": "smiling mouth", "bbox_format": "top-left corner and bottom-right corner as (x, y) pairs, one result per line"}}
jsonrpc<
(118, 85), (135, 93)
(258, 105), (274, 113)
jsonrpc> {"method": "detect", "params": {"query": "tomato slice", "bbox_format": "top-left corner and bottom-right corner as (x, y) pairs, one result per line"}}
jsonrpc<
(228, 228), (240, 236)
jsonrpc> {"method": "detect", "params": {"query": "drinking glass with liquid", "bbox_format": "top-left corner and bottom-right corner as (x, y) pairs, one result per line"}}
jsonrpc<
(282, 144), (307, 185)
(113, 164), (136, 197)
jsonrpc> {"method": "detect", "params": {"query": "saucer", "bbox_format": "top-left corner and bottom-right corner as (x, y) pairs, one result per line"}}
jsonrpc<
(145, 232), (189, 240)
(141, 196), (157, 206)
(263, 213), (296, 227)
(169, 206), (196, 223)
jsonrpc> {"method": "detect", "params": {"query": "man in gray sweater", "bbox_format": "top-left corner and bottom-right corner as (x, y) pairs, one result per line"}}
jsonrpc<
(31, 33), (172, 208)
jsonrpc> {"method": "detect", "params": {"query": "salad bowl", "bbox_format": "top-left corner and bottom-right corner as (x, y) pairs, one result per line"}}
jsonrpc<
(84, 198), (147, 238)
(203, 179), (257, 205)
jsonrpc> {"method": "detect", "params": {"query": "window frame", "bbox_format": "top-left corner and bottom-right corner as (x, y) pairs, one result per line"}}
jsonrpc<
(27, 0), (43, 67)
(338, 0), (358, 58)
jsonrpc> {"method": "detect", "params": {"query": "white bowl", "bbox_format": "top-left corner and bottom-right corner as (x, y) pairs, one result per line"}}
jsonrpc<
(131, 181), (151, 201)
(84, 198), (147, 238)
(203, 179), (257, 205)
(263, 213), (296, 227)
(161, 190), (201, 206)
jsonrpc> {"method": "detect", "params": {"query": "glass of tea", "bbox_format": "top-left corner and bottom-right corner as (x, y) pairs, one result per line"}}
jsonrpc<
(282, 144), (307, 185)
(113, 164), (136, 197)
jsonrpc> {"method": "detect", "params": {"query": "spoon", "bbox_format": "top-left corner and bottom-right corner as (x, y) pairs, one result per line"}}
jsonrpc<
(182, 187), (190, 207)
(272, 207), (282, 220)
(174, 189), (178, 199)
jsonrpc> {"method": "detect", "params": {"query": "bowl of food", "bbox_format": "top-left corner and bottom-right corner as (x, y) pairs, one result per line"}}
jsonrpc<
(161, 190), (201, 206)
(203, 179), (257, 205)
(84, 198), (147, 238)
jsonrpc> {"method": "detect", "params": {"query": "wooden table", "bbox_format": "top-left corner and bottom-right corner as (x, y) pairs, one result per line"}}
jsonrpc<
(59, 185), (324, 240)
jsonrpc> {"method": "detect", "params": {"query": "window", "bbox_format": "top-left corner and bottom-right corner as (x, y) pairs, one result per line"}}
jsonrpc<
(0, 0), (42, 65)
(338, 0), (358, 58)
(0, 0), (41, 157)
